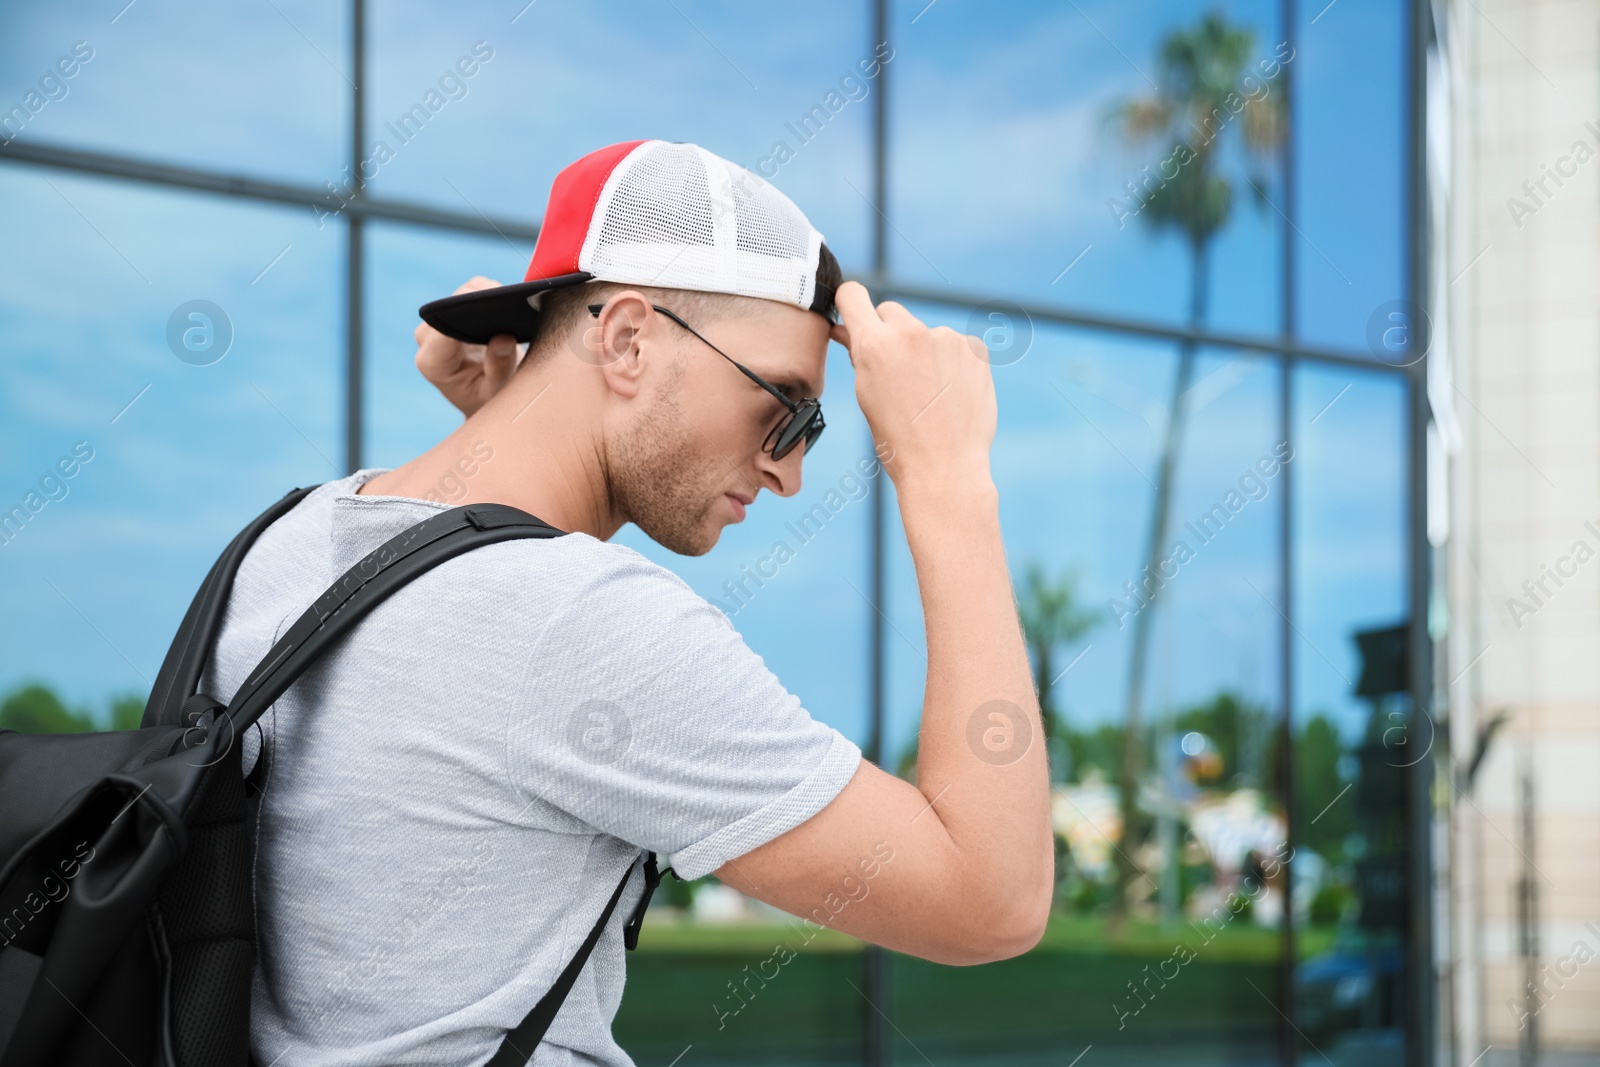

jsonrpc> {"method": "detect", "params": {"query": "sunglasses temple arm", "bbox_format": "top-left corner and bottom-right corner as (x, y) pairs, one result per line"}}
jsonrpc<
(729, 357), (799, 412)
(645, 303), (793, 411)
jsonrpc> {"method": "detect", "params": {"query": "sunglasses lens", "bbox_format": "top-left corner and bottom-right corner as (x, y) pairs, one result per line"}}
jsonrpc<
(768, 402), (822, 460)
(802, 410), (825, 454)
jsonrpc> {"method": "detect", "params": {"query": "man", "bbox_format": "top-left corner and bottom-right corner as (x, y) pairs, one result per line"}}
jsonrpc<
(203, 139), (1052, 1066)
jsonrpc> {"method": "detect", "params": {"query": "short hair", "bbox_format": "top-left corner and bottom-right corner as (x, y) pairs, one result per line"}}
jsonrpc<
(525, 242), (841, 368)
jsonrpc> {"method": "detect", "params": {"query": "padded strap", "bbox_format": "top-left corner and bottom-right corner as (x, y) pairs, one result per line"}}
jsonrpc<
(223, 502), (563, 734)
(143, 485), (318, 728)
(487, 853), (644, 1067)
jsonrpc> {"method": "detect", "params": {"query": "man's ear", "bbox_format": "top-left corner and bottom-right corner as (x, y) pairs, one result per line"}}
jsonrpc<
(591, 290), (656, 398)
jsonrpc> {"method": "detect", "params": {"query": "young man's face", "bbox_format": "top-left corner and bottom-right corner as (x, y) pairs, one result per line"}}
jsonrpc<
(606, 297), (831, 557)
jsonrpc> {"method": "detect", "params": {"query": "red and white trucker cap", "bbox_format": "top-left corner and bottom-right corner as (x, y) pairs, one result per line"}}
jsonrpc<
(419, 139), (838, 345)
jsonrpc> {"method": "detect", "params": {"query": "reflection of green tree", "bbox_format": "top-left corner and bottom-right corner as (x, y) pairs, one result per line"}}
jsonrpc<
(0, 683), (144, 733)
(1171, 695), (1354, 862)
(1295, 712), (1353, 862)
(1063, 724), (1126, 786)
(1102, 8), (1287, 922)
(1053, 691), (1317, 915)
(1172, 690), (1271, 787)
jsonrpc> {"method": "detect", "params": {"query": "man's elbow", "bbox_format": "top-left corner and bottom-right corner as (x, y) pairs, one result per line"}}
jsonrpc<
(936, 882), (1052, 966)
(974, 889), (1051, 963)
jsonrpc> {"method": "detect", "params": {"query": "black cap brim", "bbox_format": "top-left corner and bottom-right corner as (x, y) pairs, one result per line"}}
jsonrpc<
(418, 272), (593, 345)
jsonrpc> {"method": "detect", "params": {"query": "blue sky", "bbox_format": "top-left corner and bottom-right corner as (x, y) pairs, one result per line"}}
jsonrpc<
(0, 0), (1409, 762)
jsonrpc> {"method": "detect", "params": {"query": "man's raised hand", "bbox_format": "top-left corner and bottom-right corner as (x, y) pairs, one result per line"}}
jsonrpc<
(415, 277), (523, 417)
(830, 280), (997, 496)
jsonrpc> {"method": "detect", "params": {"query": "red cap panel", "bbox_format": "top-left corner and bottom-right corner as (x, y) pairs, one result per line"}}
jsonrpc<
(523, 139), (647, 282)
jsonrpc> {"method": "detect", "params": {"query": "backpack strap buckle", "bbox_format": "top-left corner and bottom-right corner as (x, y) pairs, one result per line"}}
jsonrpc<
(179, 692), (224, 728)
(622, 851), (673, 951)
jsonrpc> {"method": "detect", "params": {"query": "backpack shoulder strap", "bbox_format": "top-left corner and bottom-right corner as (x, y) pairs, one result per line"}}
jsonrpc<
(486, 851), (651, 1067)
(220, 501), (563, 732)
(144, 484), (320, 728)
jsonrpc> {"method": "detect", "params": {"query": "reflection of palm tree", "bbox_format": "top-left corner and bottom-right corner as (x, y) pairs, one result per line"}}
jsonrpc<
(1016, 562), (1096, 761)
(1102, 10), (1286, 918)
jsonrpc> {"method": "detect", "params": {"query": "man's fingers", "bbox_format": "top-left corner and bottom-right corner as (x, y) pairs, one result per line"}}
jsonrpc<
(873, 299), (918, 328)
(832, 280), (880, 330)
(834, 280), (923, 336)
(416, 330), (471, 383)
(482, 334), (520, 390)
(456, 275), (502, 295)
(829, 323), (851, 351)
(412, 278), (520, 417)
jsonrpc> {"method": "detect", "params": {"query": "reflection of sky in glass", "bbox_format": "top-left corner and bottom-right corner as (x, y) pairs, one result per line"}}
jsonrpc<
(363, 0), (875, 268)
(1293, 364), (1408, 744)
(1, 0), (1408, 751)
(1292, 0), (1407, 352)
(0, 169), (341, 713)
(888, 0), (1282, 336)
(0, 1), (345, 186)
(365, 224), (525, 467)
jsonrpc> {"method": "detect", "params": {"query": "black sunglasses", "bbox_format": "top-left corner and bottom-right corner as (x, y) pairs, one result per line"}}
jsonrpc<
(588, 302), (824, 460)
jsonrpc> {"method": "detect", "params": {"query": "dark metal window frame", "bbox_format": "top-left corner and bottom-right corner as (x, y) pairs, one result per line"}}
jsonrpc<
(0, 0), (1433, 1063)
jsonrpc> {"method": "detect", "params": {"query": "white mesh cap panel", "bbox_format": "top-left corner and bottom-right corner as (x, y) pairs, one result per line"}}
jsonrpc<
(579, 141), (823, 310)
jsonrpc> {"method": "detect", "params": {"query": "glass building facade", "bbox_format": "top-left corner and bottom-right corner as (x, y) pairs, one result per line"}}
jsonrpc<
(0, 1), (1433, 1064)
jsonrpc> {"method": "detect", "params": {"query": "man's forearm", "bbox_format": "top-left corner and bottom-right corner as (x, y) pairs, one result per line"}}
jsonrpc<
(897, 475), (1054, 936)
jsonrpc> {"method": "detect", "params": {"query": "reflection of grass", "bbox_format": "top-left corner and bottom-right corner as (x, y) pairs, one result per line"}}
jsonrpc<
(1297, 924), (1344, 960)
(616, 915), (1338, 1065)
(634, 911), (863, 952)
(634, 911), (1336, 961)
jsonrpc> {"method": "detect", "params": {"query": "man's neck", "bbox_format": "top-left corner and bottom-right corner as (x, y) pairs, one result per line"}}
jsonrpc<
(356, 372), (622, 540)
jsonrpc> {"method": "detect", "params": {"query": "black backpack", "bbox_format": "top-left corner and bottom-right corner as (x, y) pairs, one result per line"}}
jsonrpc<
(0, 485), (665, 1066)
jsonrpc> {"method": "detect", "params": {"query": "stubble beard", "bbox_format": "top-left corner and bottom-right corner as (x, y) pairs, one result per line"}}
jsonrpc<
(608, 360), (724, 557)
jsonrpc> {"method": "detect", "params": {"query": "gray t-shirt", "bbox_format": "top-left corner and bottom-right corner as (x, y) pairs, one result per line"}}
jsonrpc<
(199, 469), (861, 1067)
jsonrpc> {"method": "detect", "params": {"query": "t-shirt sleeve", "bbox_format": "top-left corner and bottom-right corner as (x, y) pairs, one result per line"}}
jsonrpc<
(503, 545), (862, 881)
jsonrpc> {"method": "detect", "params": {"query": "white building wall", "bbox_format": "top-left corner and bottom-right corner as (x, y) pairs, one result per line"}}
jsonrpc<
(1447, 0), (1600, 1060)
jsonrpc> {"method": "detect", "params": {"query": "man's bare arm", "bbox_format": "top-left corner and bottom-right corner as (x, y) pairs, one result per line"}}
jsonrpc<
(713, 283), (1053, 966)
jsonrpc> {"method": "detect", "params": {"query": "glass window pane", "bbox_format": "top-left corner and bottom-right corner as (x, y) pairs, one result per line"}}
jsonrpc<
(0, 168), (341, 721)
(886, 0), (1286, 339)
(366, 0), (873, 269)
(1, 2), (1424, 1059)
(1291, 361), (1410, 1064)
(0, 1), (346, 186)
(1292, 0), (1409, 355)
(880, 303), (1289, 1063)
(365, 223), (529, 466)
